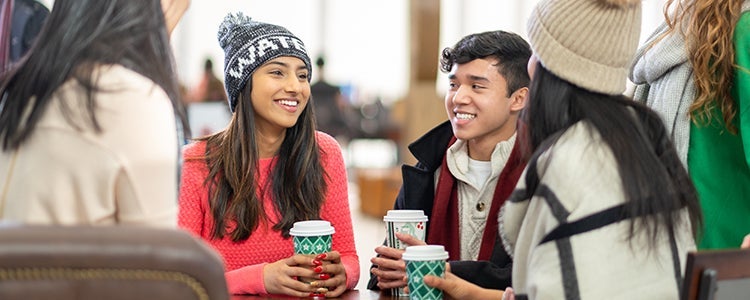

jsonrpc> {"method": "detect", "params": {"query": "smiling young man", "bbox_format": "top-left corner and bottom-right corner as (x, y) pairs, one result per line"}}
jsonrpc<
(368, 30), (531, 292)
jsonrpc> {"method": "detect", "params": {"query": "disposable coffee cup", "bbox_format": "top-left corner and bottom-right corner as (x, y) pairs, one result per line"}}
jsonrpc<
(290, 220), (335, 286)
(383, 210), (428, 250)
(290, 220), (335, 255)
(403, 245), (449, 300)
(383, 210), (428, 297)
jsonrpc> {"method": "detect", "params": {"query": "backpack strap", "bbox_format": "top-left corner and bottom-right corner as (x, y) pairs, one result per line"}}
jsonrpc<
(539, 204), (628, 245)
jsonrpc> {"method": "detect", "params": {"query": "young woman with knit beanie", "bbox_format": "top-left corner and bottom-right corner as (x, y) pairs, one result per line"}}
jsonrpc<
(177, 12), (358, 297)
(418, 0), (704, 299)
(631, 0), (750, 251)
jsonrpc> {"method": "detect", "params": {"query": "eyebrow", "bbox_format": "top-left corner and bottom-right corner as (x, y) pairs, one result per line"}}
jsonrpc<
(467, 75), (490, 82)
(264, 61), (308, 71)
(447, 73), (490, 82)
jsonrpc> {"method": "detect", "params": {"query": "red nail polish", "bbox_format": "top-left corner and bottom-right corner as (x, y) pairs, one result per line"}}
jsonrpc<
(312, 259), (323, 266)
(315, 253), (327, 260)
(314, 266), (323, 273)
(319, 273), (331, 280)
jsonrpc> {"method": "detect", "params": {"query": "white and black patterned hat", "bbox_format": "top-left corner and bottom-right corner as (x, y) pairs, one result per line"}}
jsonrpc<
(217, 12), (312, 112)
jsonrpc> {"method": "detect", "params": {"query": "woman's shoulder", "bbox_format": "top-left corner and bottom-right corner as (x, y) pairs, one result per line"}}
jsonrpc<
(314, 131), (341, 152)
(314, 131), (346, 166)
(183, 140), (208, 159)
(92, 64), (168, 101)
(539, 122), (613, 171)
(94, 64), (157, 87)
(556, 122), (604, 150)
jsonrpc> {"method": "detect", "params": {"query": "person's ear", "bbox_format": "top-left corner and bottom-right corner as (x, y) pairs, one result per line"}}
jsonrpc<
(509, 87), (528, 112)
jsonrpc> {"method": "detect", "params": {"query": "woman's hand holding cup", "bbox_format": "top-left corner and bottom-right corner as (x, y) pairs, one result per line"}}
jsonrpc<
(262, 254), (322, 297)
(308, 251), (348, 297)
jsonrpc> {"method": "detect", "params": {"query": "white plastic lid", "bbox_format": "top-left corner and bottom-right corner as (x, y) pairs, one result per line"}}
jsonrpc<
(289, 220), (335, 237)
(383, 210), (428, 222)
(401, 245), (449, 261)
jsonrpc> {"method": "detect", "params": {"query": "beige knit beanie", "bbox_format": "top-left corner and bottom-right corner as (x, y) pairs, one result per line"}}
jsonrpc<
(527, 0), (642, 95)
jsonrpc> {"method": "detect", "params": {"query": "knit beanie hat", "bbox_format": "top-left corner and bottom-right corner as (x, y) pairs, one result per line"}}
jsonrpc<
(527, 0), (641, 95)
(218, 12), (312, 112)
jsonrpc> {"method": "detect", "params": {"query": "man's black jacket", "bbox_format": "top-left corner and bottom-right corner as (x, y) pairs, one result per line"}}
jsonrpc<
(367, 121), (513, 291)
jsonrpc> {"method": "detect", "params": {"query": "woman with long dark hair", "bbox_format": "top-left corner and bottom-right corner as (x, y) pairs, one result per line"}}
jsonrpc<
(500, 0), (703, 298)
(0, 0), (189, 227)
(177, 12), (358, 297)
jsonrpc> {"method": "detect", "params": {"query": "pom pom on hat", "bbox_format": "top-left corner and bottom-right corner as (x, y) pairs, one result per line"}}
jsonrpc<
(217, 12), (253, 49)
(217, 12), (312, 112)
(527, 0), (642, 95)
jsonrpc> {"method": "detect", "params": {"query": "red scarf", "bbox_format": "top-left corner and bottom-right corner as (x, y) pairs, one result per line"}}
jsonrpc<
(427, 137), (526, 261)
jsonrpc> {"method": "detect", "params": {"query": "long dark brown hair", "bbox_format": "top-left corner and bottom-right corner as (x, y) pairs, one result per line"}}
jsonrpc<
(194, 79), (327, 241)
(521, 63), (703, 245)
(0, 0), (188, 150)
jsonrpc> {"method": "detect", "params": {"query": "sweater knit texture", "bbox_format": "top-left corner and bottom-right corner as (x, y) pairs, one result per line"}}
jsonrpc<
(178, 132), (359, 295)
(443, 134), (516, 260)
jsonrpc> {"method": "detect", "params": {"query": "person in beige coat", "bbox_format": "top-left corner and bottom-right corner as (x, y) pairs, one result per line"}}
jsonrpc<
(0, 0), (190, 227)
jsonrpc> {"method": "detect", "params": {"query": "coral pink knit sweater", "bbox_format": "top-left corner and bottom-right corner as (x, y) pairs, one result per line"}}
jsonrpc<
(178, 132), (359, 295)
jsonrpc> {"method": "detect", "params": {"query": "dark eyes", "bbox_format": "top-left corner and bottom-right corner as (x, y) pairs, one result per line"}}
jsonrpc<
(448, 83), (485, 89)
(268, 70), (309, 81)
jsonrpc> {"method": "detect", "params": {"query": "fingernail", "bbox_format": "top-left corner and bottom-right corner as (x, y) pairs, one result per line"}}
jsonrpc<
(314, 266), (323, 273)
(319, 273), (331, 280)
(315, 253), (327, 260)
(312, 259), (323, 266)
(310, 281), (319, 288)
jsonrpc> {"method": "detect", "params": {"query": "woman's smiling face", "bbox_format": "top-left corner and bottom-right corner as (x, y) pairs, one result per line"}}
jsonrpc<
(249, 56), (311, 135)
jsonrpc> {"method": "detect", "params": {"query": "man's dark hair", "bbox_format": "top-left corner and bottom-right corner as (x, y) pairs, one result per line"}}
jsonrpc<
(440, 30), (531, 96)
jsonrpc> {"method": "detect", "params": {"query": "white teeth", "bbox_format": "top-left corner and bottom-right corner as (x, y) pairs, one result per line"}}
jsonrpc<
(278, 100), (298, 107)
(456, 113), (476, 120)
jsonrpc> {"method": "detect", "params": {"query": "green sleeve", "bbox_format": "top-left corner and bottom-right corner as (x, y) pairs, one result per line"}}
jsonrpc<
(734, 11), (750, 169)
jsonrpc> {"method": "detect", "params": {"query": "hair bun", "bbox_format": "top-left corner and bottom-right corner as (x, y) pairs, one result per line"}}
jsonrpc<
(217, 12), (254, 49)
(601, 0), (640, 8)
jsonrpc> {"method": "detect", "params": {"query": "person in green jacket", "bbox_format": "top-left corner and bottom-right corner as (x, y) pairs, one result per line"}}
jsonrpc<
(630, 0), (750, 250)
